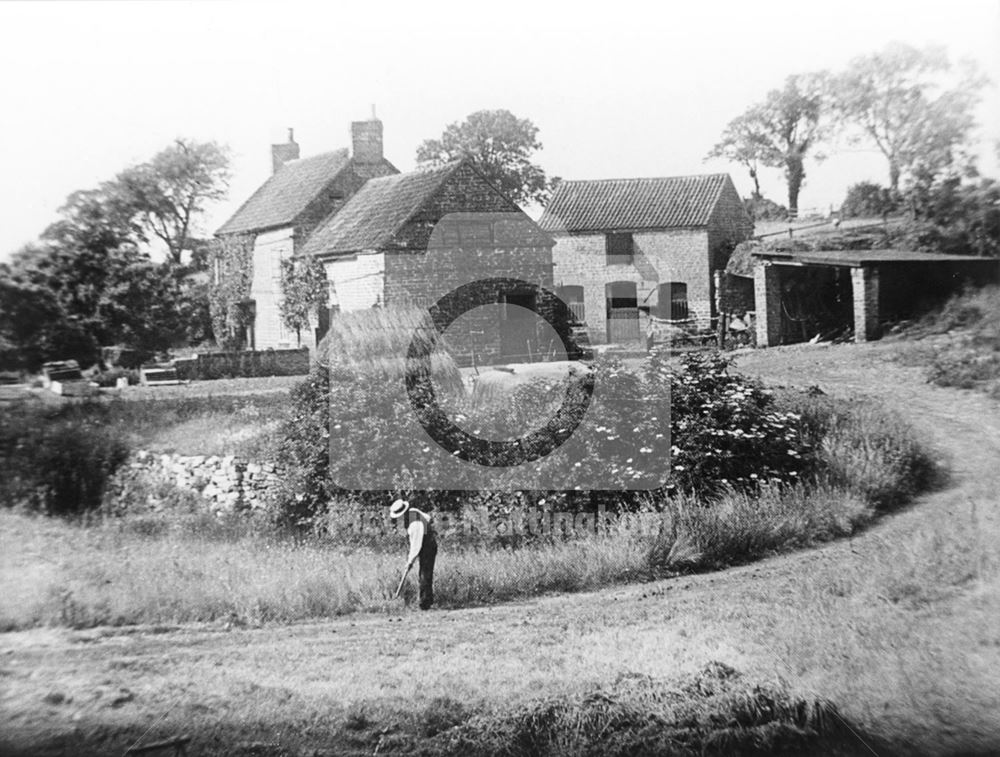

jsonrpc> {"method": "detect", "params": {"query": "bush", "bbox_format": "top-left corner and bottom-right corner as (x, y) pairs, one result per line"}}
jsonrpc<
(840, 181), (897, 218)
(0, 406), (130, 515)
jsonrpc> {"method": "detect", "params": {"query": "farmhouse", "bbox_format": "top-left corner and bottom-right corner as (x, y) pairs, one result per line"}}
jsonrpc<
(299, 159), (566, 365)
(215, 120), (398, 350)
(538, 174), (753, 345)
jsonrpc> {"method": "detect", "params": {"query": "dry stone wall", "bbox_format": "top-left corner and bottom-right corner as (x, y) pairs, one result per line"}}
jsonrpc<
(117, 450), (283, 513)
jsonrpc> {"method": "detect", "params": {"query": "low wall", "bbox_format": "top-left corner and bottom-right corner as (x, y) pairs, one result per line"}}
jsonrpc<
(114, 450), (284, 513)
(174, 348), (310, 381)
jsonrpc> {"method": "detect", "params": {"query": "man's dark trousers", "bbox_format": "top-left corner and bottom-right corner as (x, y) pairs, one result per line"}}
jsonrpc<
(418, 530), (437, 610)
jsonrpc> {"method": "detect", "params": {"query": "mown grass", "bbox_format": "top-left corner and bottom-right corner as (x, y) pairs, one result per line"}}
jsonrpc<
(0, 388), (940, 630)
(426, 661), (867, 757)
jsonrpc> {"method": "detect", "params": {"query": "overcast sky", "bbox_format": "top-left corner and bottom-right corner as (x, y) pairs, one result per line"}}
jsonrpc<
(1, 0), (997, 261)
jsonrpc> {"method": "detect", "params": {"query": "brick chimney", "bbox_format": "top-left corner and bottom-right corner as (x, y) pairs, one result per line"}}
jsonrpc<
(351, 118), (383, 164)
(271, 128), (299, 173)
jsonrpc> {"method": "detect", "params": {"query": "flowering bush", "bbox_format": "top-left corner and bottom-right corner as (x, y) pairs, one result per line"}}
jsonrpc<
(655, 351), (809, 496)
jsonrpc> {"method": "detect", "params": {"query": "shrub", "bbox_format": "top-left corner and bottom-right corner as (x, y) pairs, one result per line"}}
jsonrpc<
(0, 406), (130, 515)
(840, 181), (896, 218)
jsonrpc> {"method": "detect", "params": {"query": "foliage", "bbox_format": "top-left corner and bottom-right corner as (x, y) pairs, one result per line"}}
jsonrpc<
(0, 405), (130, 516)
(840, 181), (897, 218)
(900, 284), (1000, 399)
(830, 42), (986, 193)
(271, 368), (335, 526)
(742, 195), (788, 221)
(0, 138), (230, 368)
(116, 139), (231, 265)
(279, 254), (328, 346)
(416, 109), (552, 207)
(709, 74), (828, 216)
(656, 352), (808, 496)
(207, 233), (255, 349)
(895, 176), (1000, 257)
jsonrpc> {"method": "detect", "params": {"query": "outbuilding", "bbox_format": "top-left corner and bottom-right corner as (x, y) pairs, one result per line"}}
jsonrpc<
(748, 248), (999, 346)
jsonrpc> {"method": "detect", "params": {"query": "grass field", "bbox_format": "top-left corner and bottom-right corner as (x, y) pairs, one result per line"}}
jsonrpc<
(2, 340), (997, 755)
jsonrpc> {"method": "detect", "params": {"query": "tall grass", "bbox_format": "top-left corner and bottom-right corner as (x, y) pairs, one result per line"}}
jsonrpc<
(897, 284), (1000, 398)
(317, 305), (464, 393)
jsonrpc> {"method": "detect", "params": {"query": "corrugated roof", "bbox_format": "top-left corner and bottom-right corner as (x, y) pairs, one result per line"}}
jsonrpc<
(539, 174), (730, 233)
(300, 162), (460, 256)
(216, 149), (351, 235)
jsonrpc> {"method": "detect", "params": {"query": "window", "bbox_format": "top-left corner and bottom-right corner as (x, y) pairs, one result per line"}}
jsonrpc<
(606, 233), (634, 265)
(658, 283), (689, 320)
(557, 285), (585, 323)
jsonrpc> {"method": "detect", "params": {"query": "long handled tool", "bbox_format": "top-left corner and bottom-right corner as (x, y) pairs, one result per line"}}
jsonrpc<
(392, 563), (413, 599)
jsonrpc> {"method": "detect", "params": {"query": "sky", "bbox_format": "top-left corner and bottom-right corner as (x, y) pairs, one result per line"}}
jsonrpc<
(0, 0), (997, 261)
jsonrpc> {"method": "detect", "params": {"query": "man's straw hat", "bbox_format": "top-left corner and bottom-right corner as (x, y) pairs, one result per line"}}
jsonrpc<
(389, 499), (410, 519)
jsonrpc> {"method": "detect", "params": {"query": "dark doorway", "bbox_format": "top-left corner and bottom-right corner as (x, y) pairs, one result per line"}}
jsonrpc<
(501, 292), (539, 359)
(606, 281), (640, 343)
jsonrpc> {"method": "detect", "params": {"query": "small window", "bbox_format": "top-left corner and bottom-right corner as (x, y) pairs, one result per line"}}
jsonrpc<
(658, 283), (689, 320)
(557, 285), (585, 323)
(606, 233), (634, 265)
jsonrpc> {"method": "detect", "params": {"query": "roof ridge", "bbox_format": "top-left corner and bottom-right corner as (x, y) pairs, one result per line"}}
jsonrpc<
(556, 173), (728, 185)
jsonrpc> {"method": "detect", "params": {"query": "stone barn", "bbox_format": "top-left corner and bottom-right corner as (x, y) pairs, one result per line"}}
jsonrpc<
(538, 174), (753, 346)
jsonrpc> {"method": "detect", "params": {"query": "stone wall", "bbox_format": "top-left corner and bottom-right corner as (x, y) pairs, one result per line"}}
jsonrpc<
(551, 229), (712, 343)
(117, 450), (284, 513)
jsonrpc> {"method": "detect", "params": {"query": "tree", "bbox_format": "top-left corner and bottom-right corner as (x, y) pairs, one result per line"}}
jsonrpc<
(831, 43), (986, 193)
(416, 110), (552, 207)
(279, 255), (328, 347)
(707, 117), (770, 200)
(116, 139), (231, 265)
(708, 74), (827, 217)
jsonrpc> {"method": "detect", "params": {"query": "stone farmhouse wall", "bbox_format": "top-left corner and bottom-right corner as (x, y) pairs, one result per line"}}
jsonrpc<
(249, 227), (308, 350)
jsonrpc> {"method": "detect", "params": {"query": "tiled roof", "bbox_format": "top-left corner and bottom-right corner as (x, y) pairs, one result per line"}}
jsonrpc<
(216, 149), (351, 235)
(300, 162), (460, 256)
(539, 174), (731, 233)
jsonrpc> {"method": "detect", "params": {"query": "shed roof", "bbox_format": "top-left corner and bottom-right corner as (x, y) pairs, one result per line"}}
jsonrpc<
(753, 248), (1000, 268)
(216, 149), (352, 235)
(539, 174), (732, 233)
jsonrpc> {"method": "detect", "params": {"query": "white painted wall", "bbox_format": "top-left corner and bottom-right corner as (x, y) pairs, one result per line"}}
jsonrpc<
(323, 252), (386, 312)
(249, 227), (317, 350)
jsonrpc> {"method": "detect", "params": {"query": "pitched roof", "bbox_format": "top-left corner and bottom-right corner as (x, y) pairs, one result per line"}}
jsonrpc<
(300, 162), (461, 256)
(216, 149), (351, 235)
(539, 174), (732, 233)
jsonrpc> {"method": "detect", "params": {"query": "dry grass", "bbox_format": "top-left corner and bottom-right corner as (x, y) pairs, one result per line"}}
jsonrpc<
(317, 305), (464, 394)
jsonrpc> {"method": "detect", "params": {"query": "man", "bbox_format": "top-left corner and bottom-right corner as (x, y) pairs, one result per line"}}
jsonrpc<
(389, 499), (437, 610)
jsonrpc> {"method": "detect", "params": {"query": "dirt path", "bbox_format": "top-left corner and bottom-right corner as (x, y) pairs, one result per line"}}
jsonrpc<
(2, 341), (999, 756)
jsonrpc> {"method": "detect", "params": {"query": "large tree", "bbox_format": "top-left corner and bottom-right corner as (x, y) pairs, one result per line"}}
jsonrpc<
(416, 110), (552, 207)
(709, 74), (827, 217)
(831, 42), (986, 193)
(116, 138), (231, 265)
